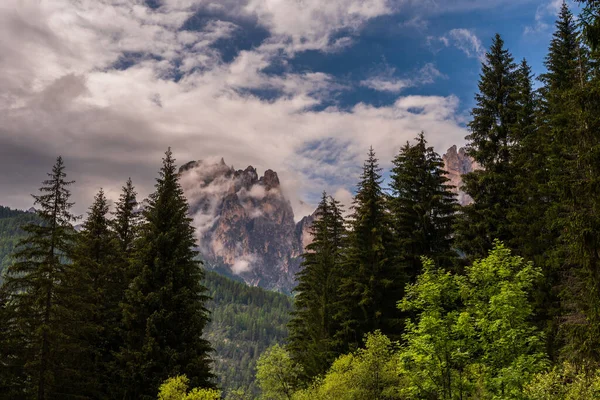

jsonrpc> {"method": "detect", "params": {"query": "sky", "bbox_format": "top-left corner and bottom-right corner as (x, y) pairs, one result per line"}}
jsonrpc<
(0, 0), (580, 218)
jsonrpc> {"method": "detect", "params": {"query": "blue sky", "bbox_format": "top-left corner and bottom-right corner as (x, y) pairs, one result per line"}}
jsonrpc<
(0, 0), (580, 216)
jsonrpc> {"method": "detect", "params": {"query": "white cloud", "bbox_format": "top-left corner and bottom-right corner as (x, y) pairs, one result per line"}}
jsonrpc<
(333, 187), (354, 216)
(361, 77), (413, 93)
(244, 0), (391, 53)
(439, 29), (485, 61)
(524, 0), (565, 36)
(361, 63), (444, 93)
(399, 16), (429, 31)
(231, 254), (259, 274)
(0, 0), (468, 219)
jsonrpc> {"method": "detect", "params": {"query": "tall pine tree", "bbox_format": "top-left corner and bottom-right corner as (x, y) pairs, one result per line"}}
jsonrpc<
(288, 193), (347, 379)
(455, 34), (520, 261)
(69, 189), (125, 397)
(576, 0), (600, 51)
(389, 132), (458, 281)
(509, 58), (543, 261)
(118, 149), (213, 399)
(526, 2), (589, 363)
(552, 1), (600, 367)
(113, 177), (140, 256)
(0, 156), (78, 399)
(335, 147), (400, 349)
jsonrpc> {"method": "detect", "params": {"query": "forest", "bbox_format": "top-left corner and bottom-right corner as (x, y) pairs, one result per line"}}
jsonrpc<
(1, 1), (600, 399)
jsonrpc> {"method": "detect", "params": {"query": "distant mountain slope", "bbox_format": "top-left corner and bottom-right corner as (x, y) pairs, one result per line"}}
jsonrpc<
(179, 151), (476, 293)
(0, 205), (292, 397)
(203, 270), (292, 396)
(0, 206), (39, 280)
(442, 145), (479, 206)
(179, 158), (308, 293)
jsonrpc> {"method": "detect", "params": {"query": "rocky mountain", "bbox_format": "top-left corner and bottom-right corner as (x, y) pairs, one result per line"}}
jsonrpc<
(179, 158), (306, 293)
(442, 145), (479, 206)
(178, 148), (476, 293)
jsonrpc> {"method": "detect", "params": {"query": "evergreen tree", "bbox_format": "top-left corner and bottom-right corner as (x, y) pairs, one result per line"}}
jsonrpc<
(455, 34), (520, 260)
(69, 189), (125, 397)
(0, 157), (78, 399)
(553, 2), (600, 367)
(335, 147), (400, 350)
(288, 193), (347, 379)
(576, 1), (600, 51)
(118, 149), (214, 399)
(509, 58), (543, 261)
(389, 131), (458, 281)
(113, 177), (140, 256)
(524, 3), (589, 362)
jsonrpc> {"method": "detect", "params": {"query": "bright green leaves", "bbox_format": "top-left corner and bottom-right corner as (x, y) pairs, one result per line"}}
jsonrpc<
(293, 331), (400, 400)
(256, 344), (304, 400)
(158, 375), (221, 400)
(397, 243), (547, 399)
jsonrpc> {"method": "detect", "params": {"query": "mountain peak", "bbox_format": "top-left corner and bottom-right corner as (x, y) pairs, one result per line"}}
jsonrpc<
(179, 157), (305, 292)
(442, 145), (478, 206)
(260, 169), (280, 190)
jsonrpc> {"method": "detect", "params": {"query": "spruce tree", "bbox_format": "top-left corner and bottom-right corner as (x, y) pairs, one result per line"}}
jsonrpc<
(455, 34), (519, 260)
(113, 177), (140, 256)
(118, 149), (213, 399)
(552, 1), (600, 366)
(389, 132), (458, 281)
(524, 3), (589, 362)
(0, 156), (78, 399)
(69, 189), (124, 397)
(335, 147), (400, 350)
(288, 192), (347, 379)
(576, 1), (600, 51)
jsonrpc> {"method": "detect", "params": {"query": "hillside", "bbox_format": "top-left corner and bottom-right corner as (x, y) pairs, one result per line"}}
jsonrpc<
(203, 271), (292, 396)
(0, 206), (292, 396)
(0, 206), (39, 278)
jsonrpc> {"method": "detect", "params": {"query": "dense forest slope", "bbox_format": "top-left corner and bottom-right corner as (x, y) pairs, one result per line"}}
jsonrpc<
(203, 271), (292, 396)
(0, 206), (39, 277)
(0, 206), (291, 396)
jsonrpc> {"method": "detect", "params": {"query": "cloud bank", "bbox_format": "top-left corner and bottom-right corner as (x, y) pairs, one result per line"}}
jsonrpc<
(0, 0), (469, 217)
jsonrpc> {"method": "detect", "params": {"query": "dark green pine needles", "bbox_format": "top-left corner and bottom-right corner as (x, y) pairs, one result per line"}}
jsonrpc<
(389, 131), (458, 280)
(336, 148), (401, 348)
(288, 192), (347, 379)
(118, 148), (214, 399)
(0, 156), (79, 399)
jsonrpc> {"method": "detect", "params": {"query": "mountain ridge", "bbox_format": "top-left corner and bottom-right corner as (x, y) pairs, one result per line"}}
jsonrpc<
(179, 146), (476, 292)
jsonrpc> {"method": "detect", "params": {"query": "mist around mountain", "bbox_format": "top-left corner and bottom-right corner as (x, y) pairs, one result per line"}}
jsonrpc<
(177, 150), (469, 293)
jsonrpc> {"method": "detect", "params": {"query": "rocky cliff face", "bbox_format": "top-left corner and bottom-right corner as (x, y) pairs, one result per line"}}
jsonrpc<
(178, 147), (475, 292)
(179, 158), (305, 293)
(442, 145), (479, 206)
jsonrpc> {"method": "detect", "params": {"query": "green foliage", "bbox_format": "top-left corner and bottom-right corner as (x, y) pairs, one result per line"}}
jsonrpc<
(576, 1), (600, 51)
(389, 131), (458, 278)
(69, 188), (127, 397)
(256, 344), (304, 400)
(0, 156), (79, 399)
(455, 34), (521, 260)
(288, 192), (347, 379)
(397, 242), (547, 399)
(113, 177), (141, 256)
(538, 2), (600, 366)
(158, 375), (221, 400)
(203, 270), (293, 397)
(293, 331), (400, 400)
(337, 147), (401, 349)
(524, 363), (600, 399)
(396, 258), (468, 399)
(118, 148), (213, 399)
(0, 207), (40, 281)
